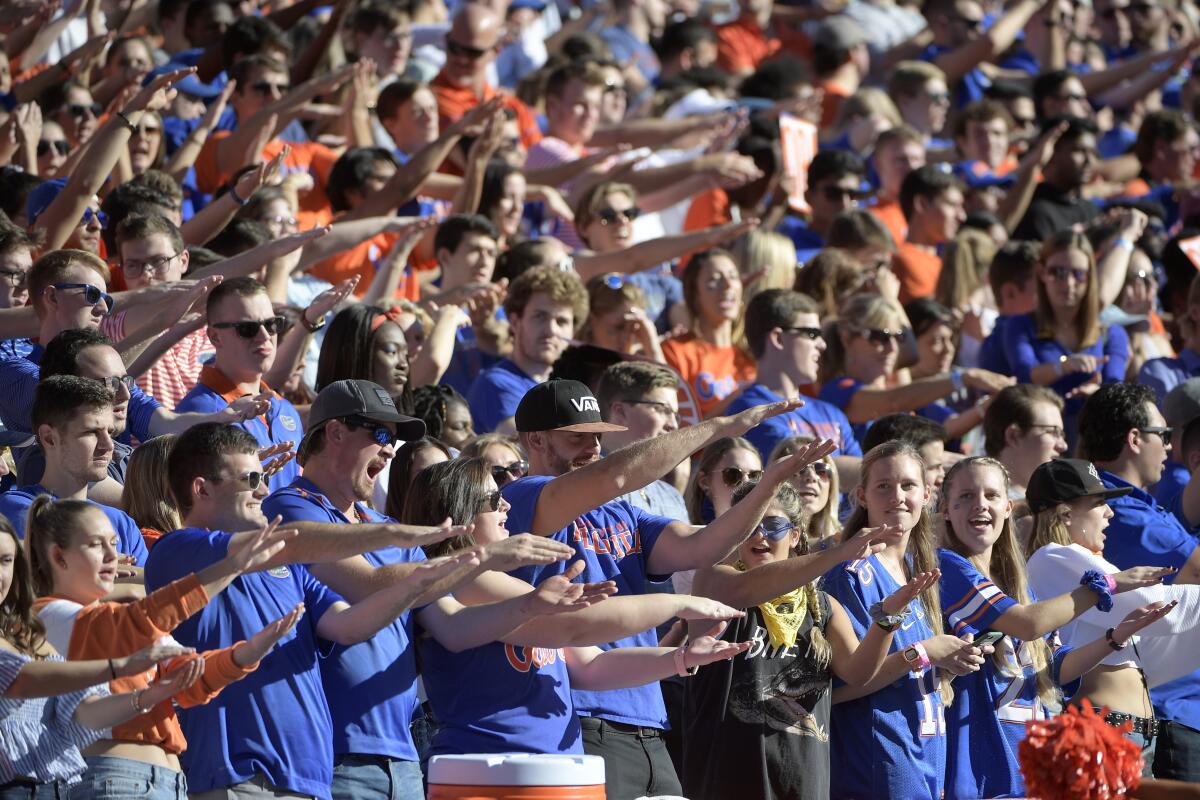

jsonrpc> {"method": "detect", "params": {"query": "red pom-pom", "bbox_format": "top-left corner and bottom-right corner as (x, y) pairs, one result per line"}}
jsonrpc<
(1018, 700), (1143, 799)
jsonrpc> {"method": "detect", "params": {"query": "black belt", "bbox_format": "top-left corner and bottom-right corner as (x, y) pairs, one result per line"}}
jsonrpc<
(1105, 710), (1160, 738)
(581, 717), (664, 739)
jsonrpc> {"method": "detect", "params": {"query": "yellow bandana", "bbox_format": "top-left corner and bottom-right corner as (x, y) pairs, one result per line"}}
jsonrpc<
(736, 560), (809, 649)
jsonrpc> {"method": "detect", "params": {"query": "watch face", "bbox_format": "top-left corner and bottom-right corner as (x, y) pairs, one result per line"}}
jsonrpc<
(902, 646), (918, 663)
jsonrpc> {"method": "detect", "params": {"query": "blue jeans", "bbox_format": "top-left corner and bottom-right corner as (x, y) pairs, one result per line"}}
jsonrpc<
(69, 756), (185, 799)
(1126, 730), (1158, 777)
(1154, 720), (1200, 782)
(0, 781), (68, 799)
(331, 755), (423, 800)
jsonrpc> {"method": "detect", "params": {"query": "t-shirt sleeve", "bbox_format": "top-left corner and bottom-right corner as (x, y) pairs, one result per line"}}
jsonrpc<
(144, 529), (229, 592)
(818, 377), (862, 416)
(109, 509), (149, 567)
(174, 388), (225, 415)
(822, 563), (870, 638)
(127, 386), (162, 442)
(1101, 325), (1130, 384)
(500, 476), (552, 537)
(939, 549), (1017, 636)
(0, 492), (32, 539)
(467, 369), (525, 433)
(261, 491), (336, 525)
(193, 131), (232, 194)
(298, 565), (346, 628)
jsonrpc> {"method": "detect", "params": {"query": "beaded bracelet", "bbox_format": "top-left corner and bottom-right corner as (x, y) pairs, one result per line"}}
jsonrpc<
(1081, 569), (1115, 612)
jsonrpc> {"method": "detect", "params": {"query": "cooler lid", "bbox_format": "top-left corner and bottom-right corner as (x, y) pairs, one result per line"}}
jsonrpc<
(427, 753), (606, 786)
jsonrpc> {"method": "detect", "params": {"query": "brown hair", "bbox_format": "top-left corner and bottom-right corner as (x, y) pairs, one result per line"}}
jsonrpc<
(578, 273), (647, 345)
(937, 228), (997, 309)
(769, 435), (841, 545)
(401, 457), (493, 557)
(26, 494), (101, 596)
(683, 436), (760, 524)
(573, 181), (636, 246)
(0, 516), (47, 657)
(982, 384), (1064, 458)
(1034, 230), (1101, 348)
(121, 435), (182, 535)
(681, 248), (746, 347)
(503, 265), (588, 330)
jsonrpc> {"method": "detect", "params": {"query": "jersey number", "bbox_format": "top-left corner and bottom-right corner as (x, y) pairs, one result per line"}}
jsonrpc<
(917, 669), (945, 737)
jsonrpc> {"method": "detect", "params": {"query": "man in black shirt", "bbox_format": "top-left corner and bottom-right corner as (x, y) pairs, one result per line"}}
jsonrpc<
(1013, 117), (1100, 241)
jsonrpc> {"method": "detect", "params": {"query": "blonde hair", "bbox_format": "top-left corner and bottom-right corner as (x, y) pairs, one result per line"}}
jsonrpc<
(937, 228), (998, 310)
(729, 230), (799, 302)
(1035, 231), (1102, 348)
(684, 436), (760, 524)
(843, 441), (951, 701)
(820, 293), (906, 383)
(121, 435), (182, 535)
(832, 87), (902, 141)
(941, 457), (1059, 708)
(578, 273), (649, 346)
(682, 248), (747, 350)
(1025, 502), (1074, 560)
(769, 435), (841, 546)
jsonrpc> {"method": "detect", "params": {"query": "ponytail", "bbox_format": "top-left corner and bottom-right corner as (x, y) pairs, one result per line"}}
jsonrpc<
(26, 495), (93, 596)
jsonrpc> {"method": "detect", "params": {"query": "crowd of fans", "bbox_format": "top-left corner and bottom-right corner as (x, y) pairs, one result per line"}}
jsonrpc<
(5, 0), (1200, 798)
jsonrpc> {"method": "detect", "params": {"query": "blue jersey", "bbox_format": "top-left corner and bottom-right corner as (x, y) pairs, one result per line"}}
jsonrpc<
(466, 358), (537, 433)
(504, 474), (673, 728)
(726, 383), (862, 463)
(261, 478), (426, 762)
(824, 554), (946, 800)
(938, 549), (1075, 800)
(175, 366), (301, 492)
(817, 377), (871, 444)
(144, 527), (344, 798)
(0, 485), (148, 566)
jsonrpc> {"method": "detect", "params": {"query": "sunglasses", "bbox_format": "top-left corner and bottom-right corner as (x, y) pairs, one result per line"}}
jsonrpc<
(798, 461), (833, 479)
(597, 206), (640, 225)
(81, 208), (107, 229)
(67, 102), (102, 118)
(820, 185), (868, 203)
(251, 81), (290, 95)
(753, 516), (797, 541)
(857, 327), (904, 346)
(1139, 426), (1173, 441)
(603, 274), (626, 290)
(97, 374), (136, 394)
(50, 283), (114, 314)
(217, 470), (264, 491)
(0, 268), (27, 289)
(211, 315), (286, 338)
(1047, 265), (1089, 283)
(722, 466), (763, 488)
(491, 460), (529, 482)
(37, 140), (69, 157)
(781, 326), (823, 340)
(446, 38), (491, 60)
(342, 416), (397, 448)
(479, 490), (504, 513)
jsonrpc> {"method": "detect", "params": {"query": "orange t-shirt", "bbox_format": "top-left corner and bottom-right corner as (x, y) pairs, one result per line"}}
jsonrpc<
(684, 188), (733, 233)
(893, 241), (943, 303)
(32, 575), (257, 755)
(662, 333), (756, 418)
(870, 199), (908, 249)
(309, 229), (421, 301)
(430, 71), (542, 151)
(714, 17), (781, 74)
(818, 80), (852, 130)
(194, 134), (338, 231)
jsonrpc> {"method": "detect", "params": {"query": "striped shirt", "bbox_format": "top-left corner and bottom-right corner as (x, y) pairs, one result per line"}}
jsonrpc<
(0, 649), (109, 785)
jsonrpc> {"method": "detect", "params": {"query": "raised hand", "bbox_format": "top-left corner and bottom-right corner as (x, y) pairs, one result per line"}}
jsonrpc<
(961, 368), (1016, 394)
(139, 655), (205, 708)
(522, 560), (614, 615)
(1112, 566), (1176, 593)
(124, 67), (195, 114)
(226, 392), (273, 422)
(113, 642), (196, 678)
(452, 96), (506, 138)
(234, 146), (289, 199)
(1110, 600), (1177, 645)
(224, 516), (298, 574)
(723, 398), (805, 437)
(257, 441), (294, 463)
(881, 569), (941, 617)
(478, 533), (575, 572)
(234, 602), (306, 666)
(765, 438), (839, 485)
(679, 621), (752, 669)
(304, 275), (358, 328)
(263, 450), (297, 479)
(388, 518), (476, 550)
(674, 596), (746, 622)
(838, 523), (906, 563)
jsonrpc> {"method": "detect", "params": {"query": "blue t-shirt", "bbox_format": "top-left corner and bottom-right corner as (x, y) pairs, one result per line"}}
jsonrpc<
(978, 315), (1015, 377)
(817, 376), (871, 444)
(920, 43), (991, 107)
(1153, 461), (1191, 526)
(261, 478), (426, 762)
(504, 474), (673, 728)
(420, 635), (579, 757)
(824, 553), (946, 800)
(0, 484), (147, 566)
(175, 377), (301, 493)
(725, 383), (861, 463)
(467, 358), (538, 434)
(938, 550), (1075, 800)
(440, 327), (503, 398)
(777, 217), (825, 266)
(1139, 349), (1200, 406)
(144, 527), (344, 798)
(1098, 468), (1200, 729)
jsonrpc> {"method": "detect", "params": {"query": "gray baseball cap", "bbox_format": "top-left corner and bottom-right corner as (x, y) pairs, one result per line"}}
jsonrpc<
(1163, 378), (1200, 429)
(303, 379), (425, 444)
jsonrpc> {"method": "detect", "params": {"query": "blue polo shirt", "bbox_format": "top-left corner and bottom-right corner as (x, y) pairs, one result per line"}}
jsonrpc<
(725, 383), (861, 463)
(467, 358), (538, 434)
(504, 474), (673, 729)
(0, 484), (147, 566)
(175, 366), (301, 492)
(1138, 349), (1200, 405)
(144, 526), (344, 798)
(1098, 468), (1200, 730)
(261, 477), (426, 763)
(777, 217), (825, 266)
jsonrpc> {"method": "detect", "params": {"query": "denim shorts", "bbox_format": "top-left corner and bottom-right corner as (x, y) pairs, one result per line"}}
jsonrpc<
(69, 756), (185, 800)
(332, 755), (423, 800)
(0, 780), (69, 800)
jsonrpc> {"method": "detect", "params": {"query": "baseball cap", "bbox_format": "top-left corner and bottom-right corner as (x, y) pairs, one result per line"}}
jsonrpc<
(1163, 377), (1200, 429)
(301, 379), (425, 453)
(0, 425), (34, 449)
(508, 0), (547, 11)
(26, 178), (67, 226)
(1025, 458), (1131, 514)
(514, 380), (626, 434)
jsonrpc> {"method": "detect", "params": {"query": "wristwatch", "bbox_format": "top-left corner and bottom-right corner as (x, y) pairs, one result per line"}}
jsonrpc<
(902, 642), (931, 673)
(868, 600), (910, 632)
(301, 310), (327, 333)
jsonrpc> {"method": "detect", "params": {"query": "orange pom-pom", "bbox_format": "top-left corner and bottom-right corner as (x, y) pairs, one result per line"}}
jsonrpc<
(1019, 701), (1143, 799)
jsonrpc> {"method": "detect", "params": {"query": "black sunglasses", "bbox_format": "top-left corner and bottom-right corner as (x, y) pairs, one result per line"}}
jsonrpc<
(781, 326), (823, 340)
(857, 327), (904, 346)
(479, 490), (504, 513)
(97, 374), (136, 394)
(211, 315), (286, 338)
(37, 140), (70, 157)
(721, 467), (763, 488)
(491, 460), (528, 482)
(342, 416), (397, 448)
(820, 185), (868, 203)
(446, 38), (491, 59)
(1139, 426), (1173, 441)
(66, 102), (102, 118)
(597, 207), (640, 225)
(251, 81), (290, 95)
(50, 283), (114, 314)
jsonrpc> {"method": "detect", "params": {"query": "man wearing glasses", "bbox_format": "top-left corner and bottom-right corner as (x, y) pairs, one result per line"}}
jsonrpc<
(778, 150), (868, 266)
(0, 222), (36, 360)
(177, 277), (318, 492)
(431, 4), (542, 154)
(725, 290), (862, 480)
(1079, 381), (1200, 780)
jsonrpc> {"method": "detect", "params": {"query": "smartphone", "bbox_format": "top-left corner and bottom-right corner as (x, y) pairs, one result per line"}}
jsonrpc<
(973, 630), (1004, 648)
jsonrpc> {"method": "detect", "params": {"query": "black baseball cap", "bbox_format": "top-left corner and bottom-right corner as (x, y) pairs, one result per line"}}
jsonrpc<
(1025, 458), (1131, 513)
(302, 379), (426, 449)
(514, 380), (627, 434)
